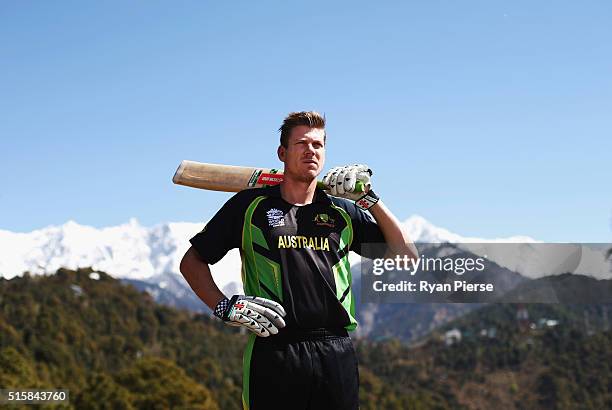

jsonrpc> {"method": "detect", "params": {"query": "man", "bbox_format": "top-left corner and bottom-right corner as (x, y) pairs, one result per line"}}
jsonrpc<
(180, 111), (417, 409)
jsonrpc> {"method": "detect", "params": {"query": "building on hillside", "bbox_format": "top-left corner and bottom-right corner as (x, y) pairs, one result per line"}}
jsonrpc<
(444, 328), (462, 346)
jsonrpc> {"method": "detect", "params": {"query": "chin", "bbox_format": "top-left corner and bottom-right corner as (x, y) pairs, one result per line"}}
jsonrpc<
(307, 167), (322, 177)
(297, 170), (319, 183)
(296, 163), (316, 173)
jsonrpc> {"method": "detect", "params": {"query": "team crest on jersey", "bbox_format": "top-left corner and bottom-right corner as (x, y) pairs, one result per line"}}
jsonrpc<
(314, 213), (335, 228)
(266, 208), (285, 227)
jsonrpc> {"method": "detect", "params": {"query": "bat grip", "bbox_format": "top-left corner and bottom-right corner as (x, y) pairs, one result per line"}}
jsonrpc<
(317, 180), (367, 193)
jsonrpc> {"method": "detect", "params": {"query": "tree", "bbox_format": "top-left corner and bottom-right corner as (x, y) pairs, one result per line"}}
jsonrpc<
(0, 347), (39, 388)
(116, 357), (219, 410)
(75, 372), (134, 410)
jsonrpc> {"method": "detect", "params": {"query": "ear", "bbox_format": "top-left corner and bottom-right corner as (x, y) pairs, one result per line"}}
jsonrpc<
(277, 145), (286, 162)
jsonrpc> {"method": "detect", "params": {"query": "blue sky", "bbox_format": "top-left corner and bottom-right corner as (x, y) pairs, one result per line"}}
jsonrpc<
(1, 1), (610, 241)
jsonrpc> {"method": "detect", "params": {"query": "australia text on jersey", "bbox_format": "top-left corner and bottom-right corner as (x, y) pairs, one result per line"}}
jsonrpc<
(277, 235), (330, 251)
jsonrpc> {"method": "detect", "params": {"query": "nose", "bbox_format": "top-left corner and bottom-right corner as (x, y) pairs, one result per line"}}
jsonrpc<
(304, 143), (316, 155)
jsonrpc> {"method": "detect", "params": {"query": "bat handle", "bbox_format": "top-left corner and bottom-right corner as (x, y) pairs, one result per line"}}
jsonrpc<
(317, 180), (368, 193)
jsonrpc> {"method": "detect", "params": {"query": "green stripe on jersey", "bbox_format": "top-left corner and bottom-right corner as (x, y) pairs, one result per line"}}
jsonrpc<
(330, 204), (357, 330)
(241, 196), (283, 302)
(241, 196), (266, 295)
(251, 224), (269, 250)
(333, 257), (357, 331)
(242, 333), (256, 409)
(331, 204), (353, 250)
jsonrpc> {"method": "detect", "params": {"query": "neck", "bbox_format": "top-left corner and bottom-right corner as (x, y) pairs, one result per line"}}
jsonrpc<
(279, 175), (318, 205)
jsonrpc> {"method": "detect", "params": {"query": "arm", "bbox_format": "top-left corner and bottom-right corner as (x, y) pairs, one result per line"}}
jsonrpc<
(368, 200), (418, 260)
(322, 164), (418, 260)
(183, 191), (286, 336)
(179, 246), (225, 310)
(180, 245), (287, 337)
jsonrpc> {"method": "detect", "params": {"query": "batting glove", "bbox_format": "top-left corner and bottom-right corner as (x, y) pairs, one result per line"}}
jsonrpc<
(213, 295), (286, 337)
(322, 164), (380, 210)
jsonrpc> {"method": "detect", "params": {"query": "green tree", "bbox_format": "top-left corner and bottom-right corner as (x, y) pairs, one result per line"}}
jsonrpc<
(0, 347), (39, 388)
(75, 372), (134, 410)
(116, 357), (219, 410)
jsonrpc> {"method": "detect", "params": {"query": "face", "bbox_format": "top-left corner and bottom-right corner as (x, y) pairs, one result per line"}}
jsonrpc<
(278, 125), (326, 183)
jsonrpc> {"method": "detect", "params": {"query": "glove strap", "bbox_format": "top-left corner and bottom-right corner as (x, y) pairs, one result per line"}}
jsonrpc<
(355, 190), (380, 211)
(213, 296), (233, 320)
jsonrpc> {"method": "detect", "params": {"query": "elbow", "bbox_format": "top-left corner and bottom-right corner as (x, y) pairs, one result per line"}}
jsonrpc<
(180, 247), (200, 276)
(405, 241), (419, 261)
(389, 243), (418, 261)
(179, 254), (188, 275)
(180, 247), (210, 278)
(388, 227), (418, 260)
(402, 227), (419, 260)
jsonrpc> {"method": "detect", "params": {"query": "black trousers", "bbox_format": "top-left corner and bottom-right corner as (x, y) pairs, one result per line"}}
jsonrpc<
(244, 328), (359, 410)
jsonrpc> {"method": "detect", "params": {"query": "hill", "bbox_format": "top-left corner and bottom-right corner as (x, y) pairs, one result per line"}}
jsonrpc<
(0, 268), (241, 409)
(1, 268), (611, 409)
(357, 302), (612, 409)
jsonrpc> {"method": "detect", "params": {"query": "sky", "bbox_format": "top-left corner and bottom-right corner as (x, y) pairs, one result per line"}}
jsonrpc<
(1, 1), (611, 242)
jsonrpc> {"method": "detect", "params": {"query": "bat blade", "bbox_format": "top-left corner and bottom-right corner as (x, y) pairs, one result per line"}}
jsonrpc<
(172, 160), (366, 193)
(172, 160), (285, 192)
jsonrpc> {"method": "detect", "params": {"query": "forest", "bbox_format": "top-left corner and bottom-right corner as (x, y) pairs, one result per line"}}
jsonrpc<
(1, 268), (611, 409)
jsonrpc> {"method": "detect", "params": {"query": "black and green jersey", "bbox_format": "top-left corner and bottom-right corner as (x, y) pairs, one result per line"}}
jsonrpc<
(190, 184), (385, 331)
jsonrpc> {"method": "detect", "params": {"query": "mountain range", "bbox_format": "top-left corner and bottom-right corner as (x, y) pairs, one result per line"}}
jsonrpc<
(0, 215), (536, 282)
(1, 215), (609, 340)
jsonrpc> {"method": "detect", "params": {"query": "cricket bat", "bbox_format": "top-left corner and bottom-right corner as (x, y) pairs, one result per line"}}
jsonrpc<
(172, 160), (366, 193)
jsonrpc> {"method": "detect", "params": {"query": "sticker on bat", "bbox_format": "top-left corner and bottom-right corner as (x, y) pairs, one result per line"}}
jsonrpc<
(248, 170), (263, 187)
(257, 170), (284, 186)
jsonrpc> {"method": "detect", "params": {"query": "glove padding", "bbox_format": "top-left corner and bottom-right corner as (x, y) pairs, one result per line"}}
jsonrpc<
(214, 295), (286, 337)
(323, 164), (380, 210)
(322, 164), (372, 201)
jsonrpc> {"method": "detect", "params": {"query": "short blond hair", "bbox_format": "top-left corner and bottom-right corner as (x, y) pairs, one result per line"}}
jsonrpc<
(278, 111), (326, 147)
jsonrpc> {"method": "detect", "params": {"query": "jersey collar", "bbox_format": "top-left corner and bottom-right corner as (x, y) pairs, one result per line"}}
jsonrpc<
(267, 184), (332, 205)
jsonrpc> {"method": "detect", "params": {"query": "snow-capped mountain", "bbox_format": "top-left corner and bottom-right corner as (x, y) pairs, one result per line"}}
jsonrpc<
(1, 215), (609, 293)
(0, 215), (529, 281)
(402, 215), (535, 244)
(0, 218), (243, 296)
(404, 216), (609, 279)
